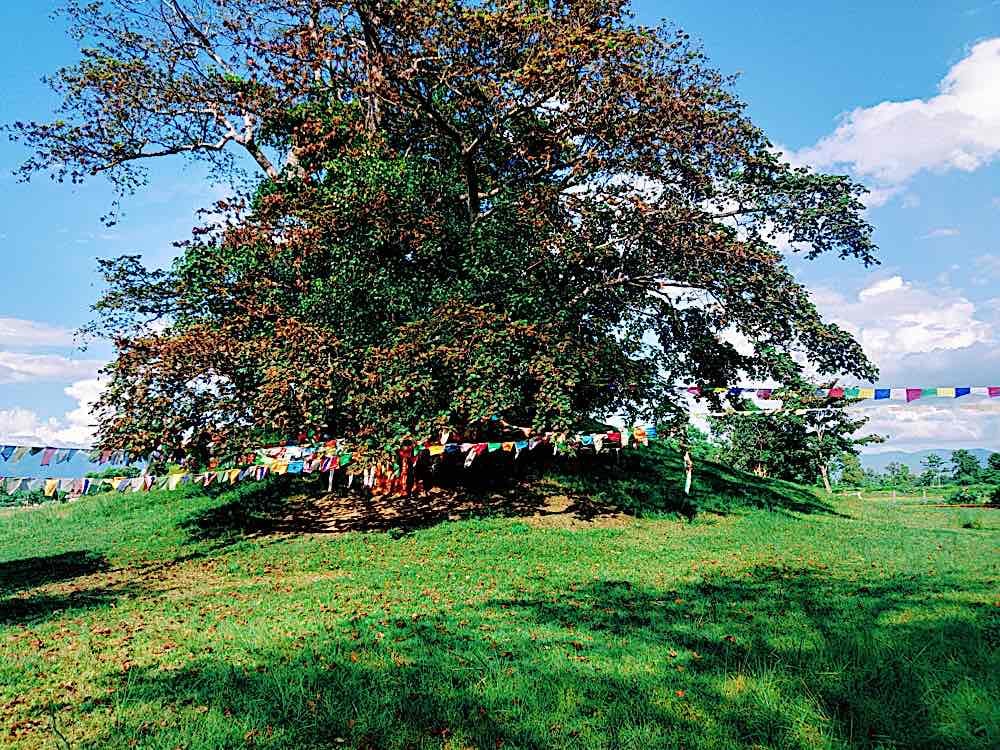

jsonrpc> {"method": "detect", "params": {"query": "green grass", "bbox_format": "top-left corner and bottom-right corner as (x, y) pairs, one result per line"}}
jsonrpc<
(1, 452), (998, 749)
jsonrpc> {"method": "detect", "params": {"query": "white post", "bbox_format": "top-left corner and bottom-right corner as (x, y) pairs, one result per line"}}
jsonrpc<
(684, 451), (693, 495)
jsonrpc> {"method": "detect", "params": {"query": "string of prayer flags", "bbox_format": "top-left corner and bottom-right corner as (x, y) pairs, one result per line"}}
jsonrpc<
(1, 424), (659, 503)
(681, 385), (1000, 403)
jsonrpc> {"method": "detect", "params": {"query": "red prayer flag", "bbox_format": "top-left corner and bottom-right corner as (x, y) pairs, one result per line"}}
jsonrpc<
(906, 388), (922, 402)
(828, 387), (845, 399)
(989, 387), (1000, 398)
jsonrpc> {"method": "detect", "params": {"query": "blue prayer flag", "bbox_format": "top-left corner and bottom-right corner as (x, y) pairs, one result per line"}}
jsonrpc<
(955, 387), (971, 398)
(874, 389), (891, 400)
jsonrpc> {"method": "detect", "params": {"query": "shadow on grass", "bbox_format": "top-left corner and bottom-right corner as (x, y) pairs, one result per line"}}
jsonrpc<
(0, 551), (151, 626)
(0, 550), (108, 594)
(0, 585), (147, 625)
(179, 443), (840, 546)
(79, 566), (998, 750)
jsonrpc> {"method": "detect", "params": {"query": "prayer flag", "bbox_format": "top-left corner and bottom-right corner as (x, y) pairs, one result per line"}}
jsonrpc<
(845, 387), (860, 398)
(990, 387), (1000, 398)
(828, 387), (845, 399)
(859, 388), (875, 399)
(0, 446), (12, 462)
(906, 388), (922, 402)
(44, 479), (59, 498)
(40, 447), (57, 467)
(757, 389), (773, 400)
(921, 388), (937, 398)
(955, 387), (971, 398)
(687, 386), (701, 396)
(937, 387), (956, 398)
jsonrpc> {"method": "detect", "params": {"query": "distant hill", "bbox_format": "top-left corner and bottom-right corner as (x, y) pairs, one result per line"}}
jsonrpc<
(861, 448), (994, 474)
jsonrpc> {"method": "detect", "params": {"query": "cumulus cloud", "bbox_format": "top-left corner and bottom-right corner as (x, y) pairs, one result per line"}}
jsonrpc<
(859, 402), (1000, 452)
(0, 317), (75, 348)
(794, 38), (1000, 192)
(813, 275), (994, 380)
(0, 378), (102, 446)
(0, 352), (104, 385)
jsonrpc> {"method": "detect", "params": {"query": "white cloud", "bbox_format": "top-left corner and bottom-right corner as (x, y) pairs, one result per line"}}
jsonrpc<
(861, 185), (903, 209)
(860, 402), (1000, 452)
(795, 38), (1000, 190)
(0, 352), (104, 385)
(814, 275), (993, 380)
(920, 227), (961, 239)
(858, 275), (910, 300)
(0, 378), (102, 446)
(0, 317), (75, 348)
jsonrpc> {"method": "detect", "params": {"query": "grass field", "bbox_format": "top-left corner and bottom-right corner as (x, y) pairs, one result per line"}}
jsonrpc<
(1, 451), (998, 749)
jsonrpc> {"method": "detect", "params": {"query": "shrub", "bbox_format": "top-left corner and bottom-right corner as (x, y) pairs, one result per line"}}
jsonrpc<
(85, 465), (142, 480)
(946, 487), (982, 505)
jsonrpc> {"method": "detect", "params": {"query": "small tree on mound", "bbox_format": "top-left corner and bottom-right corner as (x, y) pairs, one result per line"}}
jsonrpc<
(13, 1), (877, 464)
(711, 359), (882, 492)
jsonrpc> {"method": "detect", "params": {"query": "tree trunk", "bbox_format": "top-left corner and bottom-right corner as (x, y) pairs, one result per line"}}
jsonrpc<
(819, 465), (832, 494)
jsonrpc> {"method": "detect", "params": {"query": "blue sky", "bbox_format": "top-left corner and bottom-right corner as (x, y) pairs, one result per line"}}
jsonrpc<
(1, 1), (1000, 452)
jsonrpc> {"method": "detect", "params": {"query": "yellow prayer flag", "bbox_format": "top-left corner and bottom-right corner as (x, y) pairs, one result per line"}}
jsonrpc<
(859, 388), (875, 399)
(44, 479), (59, 497)
(272, 461), (289, 475)
(428, 445), (445, 456)
(167, 474), (184, 491)
(937, 387), (956, 398)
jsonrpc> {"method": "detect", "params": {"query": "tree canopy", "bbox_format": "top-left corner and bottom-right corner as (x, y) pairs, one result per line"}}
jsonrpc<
(950, 449), (982, 485)
(13, 0), (879, 464)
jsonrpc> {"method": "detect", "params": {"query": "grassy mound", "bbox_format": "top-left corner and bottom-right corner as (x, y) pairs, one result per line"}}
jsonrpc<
(1, 450), (997, 749)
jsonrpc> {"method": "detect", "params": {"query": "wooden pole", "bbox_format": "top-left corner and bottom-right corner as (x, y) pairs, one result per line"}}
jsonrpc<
(684, 451), (693, 495)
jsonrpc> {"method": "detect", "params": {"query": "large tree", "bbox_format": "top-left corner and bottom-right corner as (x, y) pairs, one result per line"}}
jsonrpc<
(12, 1), (878, 465)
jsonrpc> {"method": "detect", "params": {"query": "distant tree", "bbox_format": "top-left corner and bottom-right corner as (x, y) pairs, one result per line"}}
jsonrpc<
(85, 466), (142, 480)
(950, 450), (982, 485)
(11, 0), (879, 466)
(920, 454), (946, 488)
(682, 425), (721, 461)
(891, 463), (913, 488)
(986, 452), (1000, 482)
(712, 357), (882, 492)
(834, 452), (865, 487)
